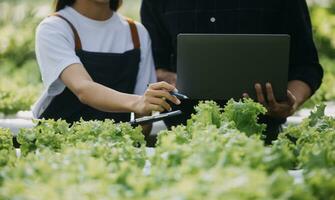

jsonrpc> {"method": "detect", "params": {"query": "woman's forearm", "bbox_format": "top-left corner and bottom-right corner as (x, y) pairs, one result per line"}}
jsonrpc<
(76, 80), (141, 113)
(60, 63), (141, 113)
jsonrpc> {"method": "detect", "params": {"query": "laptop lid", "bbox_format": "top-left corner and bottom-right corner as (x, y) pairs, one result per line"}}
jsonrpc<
(176, 34), (290, 102)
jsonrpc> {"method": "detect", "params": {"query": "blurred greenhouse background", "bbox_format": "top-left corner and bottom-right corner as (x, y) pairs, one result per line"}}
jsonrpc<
(1, 2), (335, 199)
(0, 0), (335, 115)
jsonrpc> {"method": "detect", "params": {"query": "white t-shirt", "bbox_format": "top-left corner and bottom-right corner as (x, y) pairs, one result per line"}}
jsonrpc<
(32, 6), (156, 118)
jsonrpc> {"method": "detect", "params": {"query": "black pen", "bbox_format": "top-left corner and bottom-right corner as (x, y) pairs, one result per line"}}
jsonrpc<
(170, 91), (189, 99)
(147, 84), (189, 99)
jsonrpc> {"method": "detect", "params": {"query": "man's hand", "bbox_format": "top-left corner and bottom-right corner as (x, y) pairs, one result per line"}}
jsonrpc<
(156, 69), (177, 86)
(243, 81), (312, 119)
(253, 83), (298, 119)
(243, 83), (299, 119)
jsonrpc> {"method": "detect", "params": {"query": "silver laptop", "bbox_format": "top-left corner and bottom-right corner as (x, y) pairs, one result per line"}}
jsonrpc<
(176, 34), (290, 102)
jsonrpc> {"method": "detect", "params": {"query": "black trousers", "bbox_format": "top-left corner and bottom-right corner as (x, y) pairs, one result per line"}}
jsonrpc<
(164, 100), (284, 145)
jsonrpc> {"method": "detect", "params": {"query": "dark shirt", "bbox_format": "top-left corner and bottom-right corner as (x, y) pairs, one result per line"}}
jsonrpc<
(141, 0), (323, 93)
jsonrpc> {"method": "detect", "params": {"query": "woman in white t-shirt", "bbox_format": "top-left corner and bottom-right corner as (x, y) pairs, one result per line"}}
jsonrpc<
(33, 0), (180, 124)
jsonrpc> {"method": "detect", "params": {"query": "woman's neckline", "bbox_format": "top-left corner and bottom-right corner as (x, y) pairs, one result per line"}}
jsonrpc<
(66, 6), (117, 25)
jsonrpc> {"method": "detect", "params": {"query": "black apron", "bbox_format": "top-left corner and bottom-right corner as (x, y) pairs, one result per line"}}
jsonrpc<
(40, 14), (141, 124)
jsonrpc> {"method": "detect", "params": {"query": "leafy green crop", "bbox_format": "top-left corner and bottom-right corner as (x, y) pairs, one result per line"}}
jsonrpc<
(0, 129), (16, 171)
(0, 100), (334, 199)
(17, 119), (145, 156)
(187, 100), (224, 128)
(276, 103), (335, 169)
(223, 98), (267, 136)
(187, 99), (267, 136)
(273, 103), (335, 199)
(0, 128), (12, 151)
(304, 168), (335, 200)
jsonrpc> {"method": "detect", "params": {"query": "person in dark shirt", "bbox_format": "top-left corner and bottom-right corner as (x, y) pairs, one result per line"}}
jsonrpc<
(140, 0), (324, 143)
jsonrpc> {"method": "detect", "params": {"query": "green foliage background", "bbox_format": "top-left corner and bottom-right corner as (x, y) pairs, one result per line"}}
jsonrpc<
(0, 0), (334, 114)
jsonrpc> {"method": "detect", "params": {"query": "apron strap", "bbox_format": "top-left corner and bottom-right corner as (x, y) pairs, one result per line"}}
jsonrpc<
(50, 13), (140, 50)
(126, 18), (141, 49)
(50, 13), (83, 51)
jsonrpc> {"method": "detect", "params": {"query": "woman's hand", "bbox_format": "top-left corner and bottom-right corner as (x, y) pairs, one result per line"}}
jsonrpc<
(133, 82), (181, 116)
(244, 83), (298, 119)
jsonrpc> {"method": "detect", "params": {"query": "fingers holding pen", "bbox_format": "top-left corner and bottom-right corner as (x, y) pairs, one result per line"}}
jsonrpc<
(136, 82), (182, 115)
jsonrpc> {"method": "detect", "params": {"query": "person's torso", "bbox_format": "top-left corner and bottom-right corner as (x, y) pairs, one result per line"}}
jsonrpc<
(38, 8), (142, 123)
(156, 0), (289, 70)
(160, 0), (287, 35)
